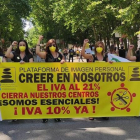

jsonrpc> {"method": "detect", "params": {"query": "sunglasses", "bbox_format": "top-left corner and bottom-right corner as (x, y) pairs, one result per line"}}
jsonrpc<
(48, 44), (56, 47)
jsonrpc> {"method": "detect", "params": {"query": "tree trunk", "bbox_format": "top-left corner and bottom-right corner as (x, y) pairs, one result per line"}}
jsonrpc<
(92, 25), (97, 42)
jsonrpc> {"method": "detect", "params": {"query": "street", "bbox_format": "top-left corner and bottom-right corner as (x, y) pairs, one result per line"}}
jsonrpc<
(0, 117), (140, 140)
(2, 55), (140, 140)
(34, 55), (87, 63)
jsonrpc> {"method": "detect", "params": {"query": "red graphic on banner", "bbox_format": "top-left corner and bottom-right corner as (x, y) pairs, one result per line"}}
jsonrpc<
(107, 83), (136, 112)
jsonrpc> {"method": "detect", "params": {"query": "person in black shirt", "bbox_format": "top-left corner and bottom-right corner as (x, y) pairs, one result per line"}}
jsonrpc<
(5, 40), (33, 122)
(0, 47), (6, 62)
(81, 39), (108, 62)
(69, 47), (74, 62)
(81, 39), (109, 120)
(36, 36), (65, 64)
(126, 44), (140, 61)
(5, 40), (33, 63)
(36, 35), (65, 123)
(119, 45), (126, 58)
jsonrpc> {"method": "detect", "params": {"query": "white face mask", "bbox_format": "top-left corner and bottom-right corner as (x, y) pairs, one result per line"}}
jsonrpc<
(92, 47), (95, 49)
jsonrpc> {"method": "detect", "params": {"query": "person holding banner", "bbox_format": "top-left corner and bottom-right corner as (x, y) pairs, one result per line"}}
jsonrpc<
(5, 40), (33, 122)
(81, 39), (109, 120)
(81, 39), (108, 62)
(5, 40), (33, 63)
(36, 35), (65, 123)
(126, 44), (140, 61)
(0, 47), (6, 62)
(36, 36), (65, 64)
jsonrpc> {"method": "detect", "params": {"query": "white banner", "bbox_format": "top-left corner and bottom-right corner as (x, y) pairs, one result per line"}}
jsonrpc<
(108, 53), (131, 62)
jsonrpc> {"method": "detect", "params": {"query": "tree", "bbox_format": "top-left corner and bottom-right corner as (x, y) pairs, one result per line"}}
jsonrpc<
(0, 0), (31, 47)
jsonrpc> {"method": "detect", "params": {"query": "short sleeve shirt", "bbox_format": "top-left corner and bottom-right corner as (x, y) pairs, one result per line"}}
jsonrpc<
(11, 52), (33, 62)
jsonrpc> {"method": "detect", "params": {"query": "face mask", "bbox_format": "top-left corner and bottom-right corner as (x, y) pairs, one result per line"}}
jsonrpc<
(19, 46), (26, 52)
(96, 47), (103, 53)
(49, 46), (56, 52)
(121, 47), (123, 49)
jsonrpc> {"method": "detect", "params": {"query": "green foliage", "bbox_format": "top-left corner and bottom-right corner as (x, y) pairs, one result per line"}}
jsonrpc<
(0, 0), (31, 45)
(1, 0), (140, 49)
(25, 27), (39, 48)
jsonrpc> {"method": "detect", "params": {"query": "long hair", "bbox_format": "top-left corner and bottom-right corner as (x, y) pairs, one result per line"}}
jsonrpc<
(110, 45), (115, 54)
(95, 41), (105, 55)
(15, 40), (30, 54)
(46, 39), (58, 54)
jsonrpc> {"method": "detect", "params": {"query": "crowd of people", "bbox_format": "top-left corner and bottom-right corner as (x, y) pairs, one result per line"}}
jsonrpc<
(1, 37), (138, 63)
(0, 36), (140, 122)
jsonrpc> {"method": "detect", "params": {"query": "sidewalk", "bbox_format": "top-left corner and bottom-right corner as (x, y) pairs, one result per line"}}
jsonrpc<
(34, 55), (87, 63)
(65, 56), (87, 63)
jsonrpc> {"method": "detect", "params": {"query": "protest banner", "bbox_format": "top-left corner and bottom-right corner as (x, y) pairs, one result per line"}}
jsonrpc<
(0, 62), (140, 120)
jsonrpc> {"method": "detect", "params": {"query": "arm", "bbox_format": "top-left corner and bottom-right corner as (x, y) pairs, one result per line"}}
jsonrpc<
(5, 41), (17, 58)
(81, 39), (93, 61)
(126, 45), (136, 61)
(59, 52), (65, 64)
(29, 53), (34, 62)
(36, 36), (46, 59)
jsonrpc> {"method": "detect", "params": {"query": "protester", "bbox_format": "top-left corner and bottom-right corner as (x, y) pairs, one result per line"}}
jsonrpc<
(119, 45), (126, 58)
(0, 47), (6, 62)
(81, 39), (108, 62)
(5, 40), (33, 63)
(76, 49), (80, 59)
(79, 50), (84, 62)
(110, 45), (118, 56)
(69, 47), (74, 62)
(5, 40), (33, 122)
(36, 35), (65, 123)
(81, 39), (109, 120)
(63, 48), (68, 61)
(126, 44), (140, 61)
